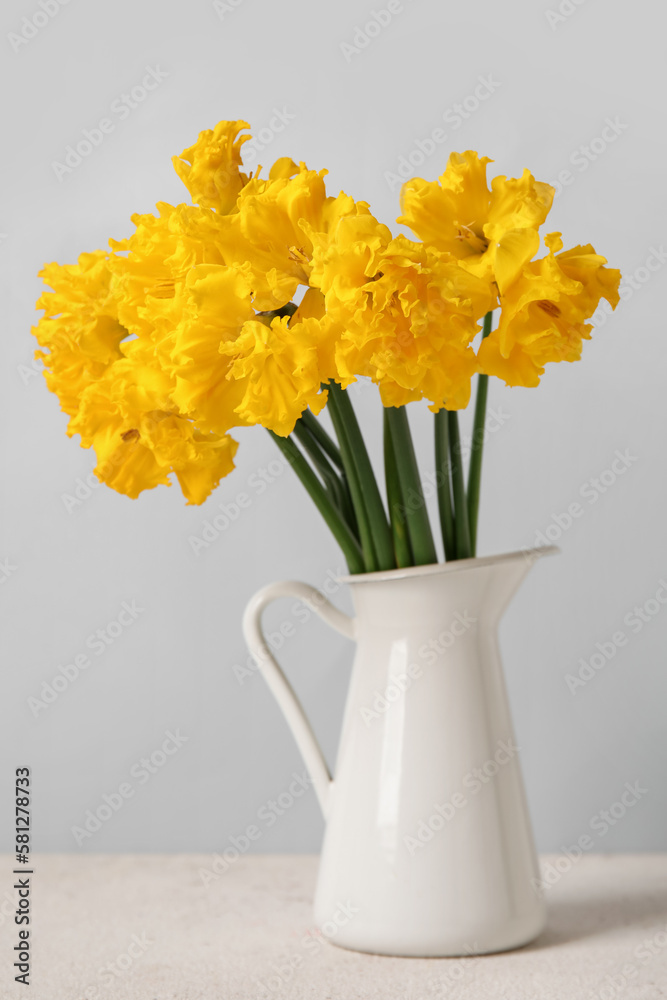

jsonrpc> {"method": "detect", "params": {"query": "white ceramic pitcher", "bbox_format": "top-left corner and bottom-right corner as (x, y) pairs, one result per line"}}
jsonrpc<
(242, 547), (556, 956)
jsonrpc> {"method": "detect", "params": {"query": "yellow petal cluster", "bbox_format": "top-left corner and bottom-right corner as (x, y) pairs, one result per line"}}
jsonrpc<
(399, 152), (620, 387)
(33, 250), (239, 505)
(399, 151), (554, 293)
(215, 164), (371, 310)
(68, 360), (237, 504)
(223, 314), (331, 436)
(34, 251), (126, 418)
(311, 216), (495, 410)
(478, 233), (621, 386)
(109, 202), (257, 437)
(33, 121), (621, 505)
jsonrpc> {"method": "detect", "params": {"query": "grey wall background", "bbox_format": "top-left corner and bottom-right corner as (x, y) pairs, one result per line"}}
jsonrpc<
(1, 0), (665, 856)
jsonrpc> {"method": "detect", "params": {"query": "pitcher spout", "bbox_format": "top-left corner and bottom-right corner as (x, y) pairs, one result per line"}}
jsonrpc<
(340, 546), (559, 630)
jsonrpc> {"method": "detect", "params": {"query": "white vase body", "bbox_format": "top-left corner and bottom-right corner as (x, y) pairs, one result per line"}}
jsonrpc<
(243, 549), (555, 956)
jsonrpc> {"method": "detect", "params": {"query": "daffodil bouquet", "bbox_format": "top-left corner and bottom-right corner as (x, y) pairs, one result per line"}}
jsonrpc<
(34, 121), (620, 575)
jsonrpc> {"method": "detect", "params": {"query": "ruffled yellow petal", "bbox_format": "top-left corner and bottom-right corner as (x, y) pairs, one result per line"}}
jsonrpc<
(491, 227), (541, 295)
(215, 167), (370, 309)
(475, 335), (542, 388)
(268, 157), (301, 180)
(552, 241), (621, 315)
(313, 218), (491, 409)
(399, 152), (554, 289)
(486, 169), (554, 242)
(167, 263), (256, 435)
(309, 214), (392, 309)
(172, 119), (252, 214)
(69, 360), (237, 504)
(479, 236), (621, 386)
(33, 251), (128, 418)
(223, 314), (334, 436)
(290, 286), (326, 323)
(398, 152), (493, 260)
(108, 201), (228, 343)
(108, 205), (256, 438)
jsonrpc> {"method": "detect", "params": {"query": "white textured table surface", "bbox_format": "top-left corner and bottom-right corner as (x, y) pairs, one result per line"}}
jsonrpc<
(1, 854), (667, 999)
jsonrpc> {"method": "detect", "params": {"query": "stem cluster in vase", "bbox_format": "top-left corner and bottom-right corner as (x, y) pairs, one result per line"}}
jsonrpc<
(271, 311), (496, 575)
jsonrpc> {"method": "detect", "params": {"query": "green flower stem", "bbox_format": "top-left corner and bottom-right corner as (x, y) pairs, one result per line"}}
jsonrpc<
(292, 422), (342, 495)
(300, 408), (344, 472)
(383, 406), (438, 567)
(383, 410), (413, 568)
(292, 421), (356, 533)
(338, 470), (359, 539)
(327, 382), (396, 573)
(268, 431), (364, 575)
(467, 310), (494, 557)
(447, 410), (471, 560)
(326, 393), (377, 572)
(434, 409), (455, 561)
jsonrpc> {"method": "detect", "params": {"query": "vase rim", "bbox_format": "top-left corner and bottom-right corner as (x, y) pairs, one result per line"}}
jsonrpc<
(337, 545), (559, 585)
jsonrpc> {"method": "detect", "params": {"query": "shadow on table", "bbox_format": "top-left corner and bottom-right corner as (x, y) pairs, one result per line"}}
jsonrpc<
(527, 882), (667, 951)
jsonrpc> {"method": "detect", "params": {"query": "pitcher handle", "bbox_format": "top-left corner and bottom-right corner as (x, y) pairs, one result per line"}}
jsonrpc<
(242, 580), (355, 819)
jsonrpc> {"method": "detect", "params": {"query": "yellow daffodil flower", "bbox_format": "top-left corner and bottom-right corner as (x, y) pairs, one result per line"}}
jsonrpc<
(216, 165), (371, 310)
(399, 150), (554, 293)
(478, 233), (621, 386)
(167, 262), (257, 435)
(108, 203), (256, 436)
(108, 201), (228, 344)
(109, 195), (334, 439)
(222, 314), (332, 436)
(311, 217), (495, 410)
(33, 251), (128, 419)
(68, 359), (238, 504)
(33, 245), (238, 504)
